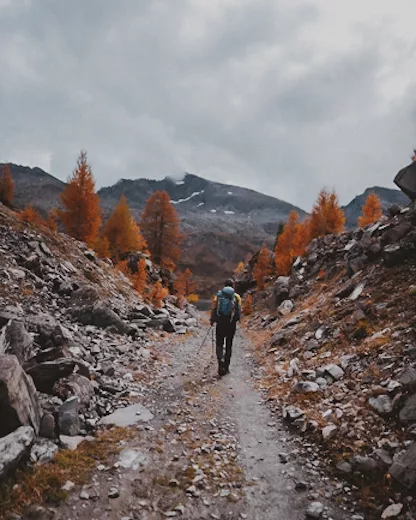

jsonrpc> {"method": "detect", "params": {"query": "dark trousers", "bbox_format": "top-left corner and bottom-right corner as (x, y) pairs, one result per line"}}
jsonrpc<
(215, 317), (237, 369)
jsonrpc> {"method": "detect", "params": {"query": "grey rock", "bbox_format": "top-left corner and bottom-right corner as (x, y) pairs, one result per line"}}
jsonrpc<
(58, 396), (80, 436)
(318, 364), (344, 381)
(53, 374), (94, 409)
(399, 394), (416, 424)
(336, 461), (352, 474)
(293, 381), (320, 394)
(72, 303), (135, 336)
(0, 355), (41, 436)
(39, 413), (56, 439)
(1, 320), (33, 364)
(99, 403), (154, 427)
(369, 395), (393, 416)
(398, 367), (416, 387)
(373, 448), (393, 468)
(322, 424), (337, 440)
(381, 221), (412, 246)
(351, 455), (380, 475)
(30, 439), (58, 464)
(278, 299), (294, 316)
(283, 405), (305, 422)
(390, 442), (416, 487)
(381, 503), (403, 519)
(274, 276), (290, 305)
(306, 501), (324, 518)
(108, 487), (120, 498)
(60, 434), (94, 450)
(0, 426), (35, 479)
(117, 448), (148, 470)
(27, 358), (75, 393)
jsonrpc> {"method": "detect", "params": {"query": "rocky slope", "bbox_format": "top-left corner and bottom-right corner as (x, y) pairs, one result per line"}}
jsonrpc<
(240, 203), (416, 518)
(0, 202), (198, 484)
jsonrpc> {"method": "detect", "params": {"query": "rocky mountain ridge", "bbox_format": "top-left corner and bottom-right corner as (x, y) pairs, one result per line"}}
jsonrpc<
(2, 163), (408, 295)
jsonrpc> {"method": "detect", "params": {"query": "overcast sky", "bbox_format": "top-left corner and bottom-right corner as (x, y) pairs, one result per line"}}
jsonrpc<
(1, 0), (415, 210)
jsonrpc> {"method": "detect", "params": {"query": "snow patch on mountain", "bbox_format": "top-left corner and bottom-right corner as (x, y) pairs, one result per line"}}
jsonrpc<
(197, 202), (204, 208)
(171, 190), (204, 204)
(224, 210), (235, 215)
(210, 209), (217, 213)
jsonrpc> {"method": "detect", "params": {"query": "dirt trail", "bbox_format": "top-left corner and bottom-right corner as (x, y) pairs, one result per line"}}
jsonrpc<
(48, 325), (349, 520)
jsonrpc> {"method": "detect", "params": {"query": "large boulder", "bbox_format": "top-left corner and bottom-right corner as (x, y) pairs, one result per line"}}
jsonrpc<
(26, 358), (75, 393)
(71, 304), (135, 335)
(274, 277), (290, 306)
(394, 161), (416, 200)
(0, 320), (33, 364)
(389, 442), (416, 487)
(399, 394), (416, 424)
(0, 426), (35, 479)
(0, 355), (41, 437)
(53, 374), (94, 409)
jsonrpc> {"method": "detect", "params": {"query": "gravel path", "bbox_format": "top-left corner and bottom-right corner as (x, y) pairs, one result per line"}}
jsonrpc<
(48, 325), (349, 520)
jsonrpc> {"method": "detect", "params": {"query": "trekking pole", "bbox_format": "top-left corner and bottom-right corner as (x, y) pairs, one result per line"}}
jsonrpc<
(211, 326), (215, 360)
(197, 326), (212, 354)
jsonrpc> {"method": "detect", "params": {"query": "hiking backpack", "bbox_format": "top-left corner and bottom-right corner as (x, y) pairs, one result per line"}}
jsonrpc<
(216, 287), (236, 319)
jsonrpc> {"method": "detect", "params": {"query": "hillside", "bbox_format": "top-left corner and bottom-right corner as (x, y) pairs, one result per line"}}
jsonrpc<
(4, 163), (411, 295)
(4, 165), (306, 295)
(239, 202), (416, 518)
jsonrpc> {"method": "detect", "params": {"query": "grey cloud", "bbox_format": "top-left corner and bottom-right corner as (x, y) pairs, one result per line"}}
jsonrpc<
(0, 0), (415, 209)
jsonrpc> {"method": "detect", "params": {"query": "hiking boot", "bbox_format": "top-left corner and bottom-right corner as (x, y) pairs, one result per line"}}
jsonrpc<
(218, 361), (226, 377)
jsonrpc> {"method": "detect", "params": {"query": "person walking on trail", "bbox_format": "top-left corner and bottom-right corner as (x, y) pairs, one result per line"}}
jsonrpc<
(210, 279), (241, 376)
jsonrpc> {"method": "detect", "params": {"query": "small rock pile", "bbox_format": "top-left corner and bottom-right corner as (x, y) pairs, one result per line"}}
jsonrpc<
(244, 202), (416, 515)
(0, 204), (198, 481)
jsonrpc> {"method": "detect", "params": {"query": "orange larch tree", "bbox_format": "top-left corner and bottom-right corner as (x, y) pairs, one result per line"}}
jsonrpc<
(140, 190), (181, 271)
(103, 195), (146, 260)
(132, 258), (147, 295)
(234, 261), (245, 276)
(0, 164), (14, 207)
(150, 281), (169, 308)
(19, 205), (43, 225)
(253, 243), (272, 290)
(275, 211), (310, 275)
(309, 189), (345, 239)
(174, 268), (197, 304)
(358, 192), (382, 227)
(93, 234), (111, 258)
(58, 151), (101, 246)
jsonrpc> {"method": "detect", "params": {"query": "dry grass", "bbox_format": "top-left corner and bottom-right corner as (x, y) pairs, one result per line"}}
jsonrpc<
(0, 427), (135, 517)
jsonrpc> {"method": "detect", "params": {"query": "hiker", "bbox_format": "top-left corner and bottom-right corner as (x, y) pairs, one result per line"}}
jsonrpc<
(210, 279), (241, 376)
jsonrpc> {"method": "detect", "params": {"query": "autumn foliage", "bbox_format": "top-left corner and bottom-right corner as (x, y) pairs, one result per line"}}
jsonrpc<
(275, 211), (310, 275)
(103, 195), (146, 260)
(358, 192), (382, 227)
(243, 293), (253, 315)
(151, 281), (169, 308)
(59, 151), (101, 246)
(19, 205), (44, 225)
(132, 258), (148, 295)
(309, 189), (345, 239)
(0, 164), (14, 207)
(93, 234), (111, 258)
(140, 191), (181, 271)
(253, 243), (272, 290)
(174, 268), (198, 304)
(234, 261), (245, 276)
